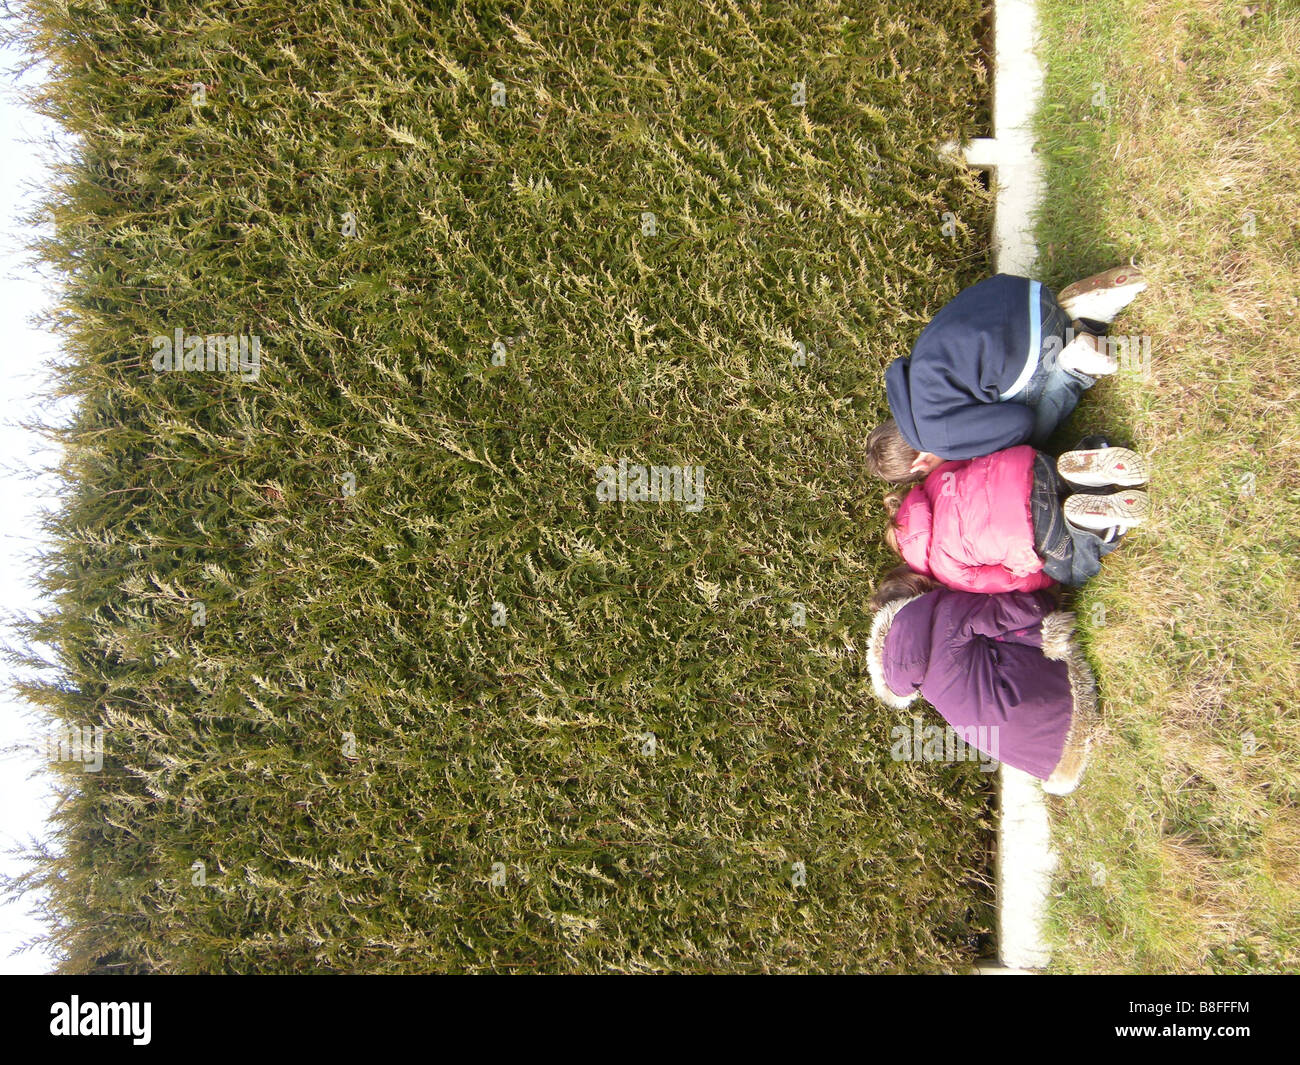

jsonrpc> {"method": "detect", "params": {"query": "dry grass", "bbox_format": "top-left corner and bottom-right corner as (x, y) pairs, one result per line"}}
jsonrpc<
(1036, 0), (1300, 972)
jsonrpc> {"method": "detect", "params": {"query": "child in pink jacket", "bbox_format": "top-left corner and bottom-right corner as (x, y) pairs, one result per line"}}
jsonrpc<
(882, 442), (1150, 588)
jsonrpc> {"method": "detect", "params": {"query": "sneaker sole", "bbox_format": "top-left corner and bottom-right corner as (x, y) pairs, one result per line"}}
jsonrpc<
(1064, 490), (1150, 531)
(1057, 266), (1148, 323)
(1057, 447), (1148, 487)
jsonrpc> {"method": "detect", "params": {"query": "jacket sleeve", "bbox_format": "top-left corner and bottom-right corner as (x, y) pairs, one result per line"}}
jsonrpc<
(928, 543), (1056, 595)
(914, 401), (1036, 461)
(956, 561), (1056, 595)
(956, 590), (1058, 645)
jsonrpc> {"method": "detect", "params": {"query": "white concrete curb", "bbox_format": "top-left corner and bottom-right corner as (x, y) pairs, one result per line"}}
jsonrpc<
(948, 0), (1058, 972)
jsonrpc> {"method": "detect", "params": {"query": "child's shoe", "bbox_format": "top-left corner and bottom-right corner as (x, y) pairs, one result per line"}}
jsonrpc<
(1060, 332), (1118, 376)
(1056, 266), (1147, 324)
(1064, 489), (1150, 533)
(1057, 447), (1148, 487)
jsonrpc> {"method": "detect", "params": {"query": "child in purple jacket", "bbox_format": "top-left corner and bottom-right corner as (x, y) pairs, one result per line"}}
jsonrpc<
(866, 573), (1098, 794)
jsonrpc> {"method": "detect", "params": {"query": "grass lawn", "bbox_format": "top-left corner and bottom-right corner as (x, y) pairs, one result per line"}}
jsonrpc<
(1035, 0), (1300, 972)
(5, 0), (1001, 972)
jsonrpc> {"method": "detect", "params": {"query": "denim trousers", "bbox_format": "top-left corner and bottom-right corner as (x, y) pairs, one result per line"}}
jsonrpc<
(1030, 451), (1120, 585)
(1017, 286), (1096, 449)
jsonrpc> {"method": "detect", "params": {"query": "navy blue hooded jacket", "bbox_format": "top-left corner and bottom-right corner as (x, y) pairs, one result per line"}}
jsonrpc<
(885, 274), (1065, 460)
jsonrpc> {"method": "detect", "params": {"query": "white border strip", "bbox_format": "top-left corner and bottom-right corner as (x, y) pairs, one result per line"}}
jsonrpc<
(955, 0), (1058, 973)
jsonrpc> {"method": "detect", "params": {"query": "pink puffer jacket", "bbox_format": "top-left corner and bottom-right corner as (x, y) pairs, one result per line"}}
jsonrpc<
(894, 445), (1055, 593)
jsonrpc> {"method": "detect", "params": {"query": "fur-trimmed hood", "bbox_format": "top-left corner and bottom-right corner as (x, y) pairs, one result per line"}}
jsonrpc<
(866, 593), (923, 710)
(1038, 610), (1098, 795)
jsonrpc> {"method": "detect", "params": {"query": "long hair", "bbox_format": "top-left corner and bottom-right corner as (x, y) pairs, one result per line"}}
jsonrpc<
(869, 564), (939, 611)
(882, 490), (905, 556)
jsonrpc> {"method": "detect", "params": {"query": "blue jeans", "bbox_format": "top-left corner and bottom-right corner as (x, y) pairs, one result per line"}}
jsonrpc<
(1030, 450), (1121, 585)
(1007, 284), (1095, 449)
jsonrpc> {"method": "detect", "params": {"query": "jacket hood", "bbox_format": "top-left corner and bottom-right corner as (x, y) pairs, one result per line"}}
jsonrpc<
(884, 359), (924, 453)
(1039, 610), (1099, 795)
(866, 593), (929, 710)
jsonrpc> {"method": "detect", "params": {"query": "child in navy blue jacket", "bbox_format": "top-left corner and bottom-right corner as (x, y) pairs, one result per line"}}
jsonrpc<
(866, 268), (1146, 483)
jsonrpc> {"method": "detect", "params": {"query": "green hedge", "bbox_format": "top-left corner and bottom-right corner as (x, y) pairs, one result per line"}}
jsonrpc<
(8, 0), (994, 972)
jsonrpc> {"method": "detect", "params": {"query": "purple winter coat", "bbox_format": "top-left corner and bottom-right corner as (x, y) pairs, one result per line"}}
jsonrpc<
(866, 587), (1096, 793)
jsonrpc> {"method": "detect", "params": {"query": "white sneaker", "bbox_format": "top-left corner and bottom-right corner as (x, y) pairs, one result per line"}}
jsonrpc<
(1064, 490), (1150, 532)
(1061, 332), (1118, 376)
(1057, 447), (1148, 487)
(1057, 266), (1147, 324)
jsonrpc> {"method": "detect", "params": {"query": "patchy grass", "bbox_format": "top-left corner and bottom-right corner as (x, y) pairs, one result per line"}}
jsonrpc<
(1035, 0), (1300, 972)
(2, 1), (998, 972)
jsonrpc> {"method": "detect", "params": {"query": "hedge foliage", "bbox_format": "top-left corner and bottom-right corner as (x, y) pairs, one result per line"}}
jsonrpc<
(6, 0), (994, 971)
